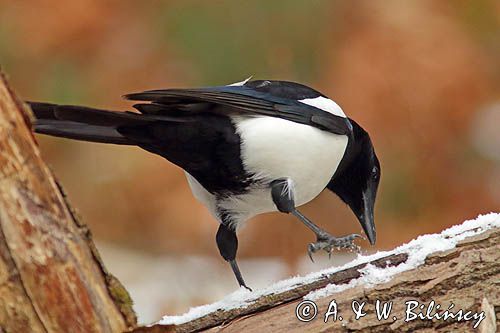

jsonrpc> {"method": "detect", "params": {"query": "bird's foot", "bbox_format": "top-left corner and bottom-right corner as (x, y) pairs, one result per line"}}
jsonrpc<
(229, 260), (253, 291)
(241, 284), (253, 292)
(307, 233), (363, 262)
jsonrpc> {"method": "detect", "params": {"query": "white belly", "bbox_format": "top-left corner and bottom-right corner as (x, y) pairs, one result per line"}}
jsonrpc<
(185, 116), (348, 228)
(185, 172), (217, 217)
(228, 116), (347, 219)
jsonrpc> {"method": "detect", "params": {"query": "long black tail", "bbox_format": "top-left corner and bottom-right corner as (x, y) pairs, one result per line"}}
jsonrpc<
(29, 102), (159, 145)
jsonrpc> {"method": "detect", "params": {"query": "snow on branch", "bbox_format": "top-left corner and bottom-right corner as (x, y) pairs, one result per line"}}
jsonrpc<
(133, 213), (499, 333)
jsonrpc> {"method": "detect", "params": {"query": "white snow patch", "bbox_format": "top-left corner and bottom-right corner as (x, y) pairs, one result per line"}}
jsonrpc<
(298, 96), (346, 118)
(156, 213), (500, 326)
(306, 212), (499, 300)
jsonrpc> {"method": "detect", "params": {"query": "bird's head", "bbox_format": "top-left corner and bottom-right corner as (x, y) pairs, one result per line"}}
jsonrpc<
(327, 119), (380, 245)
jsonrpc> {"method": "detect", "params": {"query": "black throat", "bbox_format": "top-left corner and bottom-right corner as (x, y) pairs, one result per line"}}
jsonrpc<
(326, 119), (376, 207)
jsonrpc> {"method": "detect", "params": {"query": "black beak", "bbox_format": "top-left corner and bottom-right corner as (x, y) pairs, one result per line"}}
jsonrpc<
(358, 184), (376, 245)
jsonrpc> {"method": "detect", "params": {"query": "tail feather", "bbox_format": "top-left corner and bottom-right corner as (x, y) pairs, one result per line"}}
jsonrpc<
(29, 102), (139, 145)
(28, 102), (153, 126)
(35, 120), (133, 145)
(28, 102), (61, 120)
(28, 101), (196, 145)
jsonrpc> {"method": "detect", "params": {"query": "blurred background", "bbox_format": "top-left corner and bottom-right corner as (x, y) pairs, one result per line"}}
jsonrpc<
(1, 0), (499, 324)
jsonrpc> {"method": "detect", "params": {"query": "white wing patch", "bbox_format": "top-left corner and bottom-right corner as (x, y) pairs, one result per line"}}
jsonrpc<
(299, 96), (346, 118)
(228, 76), (253, 86)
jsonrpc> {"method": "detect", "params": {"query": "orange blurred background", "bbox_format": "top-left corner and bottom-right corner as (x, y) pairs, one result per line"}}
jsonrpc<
(1, 0), (499, 323)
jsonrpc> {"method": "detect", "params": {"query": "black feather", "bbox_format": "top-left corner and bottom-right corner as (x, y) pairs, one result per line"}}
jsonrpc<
(35, 120), (132, 145)
(124, 81), (352, 136)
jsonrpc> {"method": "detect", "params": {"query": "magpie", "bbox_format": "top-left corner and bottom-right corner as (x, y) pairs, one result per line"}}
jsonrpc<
(29, 78), (381, 290)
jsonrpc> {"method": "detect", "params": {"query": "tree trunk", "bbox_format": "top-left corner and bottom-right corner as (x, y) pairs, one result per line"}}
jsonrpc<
(0, 71), (136, 332)
(134, 222), (499, 333)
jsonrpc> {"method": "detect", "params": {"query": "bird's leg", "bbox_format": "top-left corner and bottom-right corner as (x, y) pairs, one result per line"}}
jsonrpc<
(216, 222), (252, 291)
(285, 203), (363, 262)
(270, 178), (362, 262)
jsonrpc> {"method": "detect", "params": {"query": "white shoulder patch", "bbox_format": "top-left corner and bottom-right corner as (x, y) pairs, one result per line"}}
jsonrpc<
(298, 96), (346, 118)
(227, 76), (253, 86)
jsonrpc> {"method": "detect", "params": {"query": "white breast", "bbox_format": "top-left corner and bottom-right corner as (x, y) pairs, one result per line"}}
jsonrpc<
(225, 116), (348, 221)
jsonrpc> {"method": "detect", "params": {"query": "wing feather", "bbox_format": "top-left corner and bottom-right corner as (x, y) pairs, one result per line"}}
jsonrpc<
(125, 83), (352, 135)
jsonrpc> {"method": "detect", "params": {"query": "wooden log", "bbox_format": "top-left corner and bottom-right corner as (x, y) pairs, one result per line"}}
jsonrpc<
(0, 71), (137, 333)
(134, 220), (499, 333)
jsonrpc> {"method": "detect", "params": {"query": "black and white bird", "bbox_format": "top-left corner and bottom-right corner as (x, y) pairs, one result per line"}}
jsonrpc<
(29, 78), (381, 290)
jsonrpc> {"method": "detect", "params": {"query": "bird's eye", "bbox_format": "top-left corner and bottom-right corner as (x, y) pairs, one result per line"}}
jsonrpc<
(372, 167), (379, 181)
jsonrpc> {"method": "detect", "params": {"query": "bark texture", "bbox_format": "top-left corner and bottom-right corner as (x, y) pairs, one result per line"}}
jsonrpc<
(135, 227), (499, 333)
(0, 71), (136, 332)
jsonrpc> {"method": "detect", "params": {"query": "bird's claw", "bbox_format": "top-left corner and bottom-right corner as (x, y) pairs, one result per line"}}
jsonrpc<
(307, 233), (362, 262)
(241, 284), (253, 292)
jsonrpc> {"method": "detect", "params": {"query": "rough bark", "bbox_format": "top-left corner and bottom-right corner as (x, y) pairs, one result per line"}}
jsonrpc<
(135, 227), (499, 333)
(0, 71), (137, 332)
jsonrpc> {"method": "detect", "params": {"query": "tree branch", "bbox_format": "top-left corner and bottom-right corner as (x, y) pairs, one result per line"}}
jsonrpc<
(0, 70), (137, 333)
(134, 217), (499, 333)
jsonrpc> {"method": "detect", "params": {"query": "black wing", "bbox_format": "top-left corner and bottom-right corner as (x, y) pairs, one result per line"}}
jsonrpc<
(29, 101), (252, 194)
(125, 80), (353, 136)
